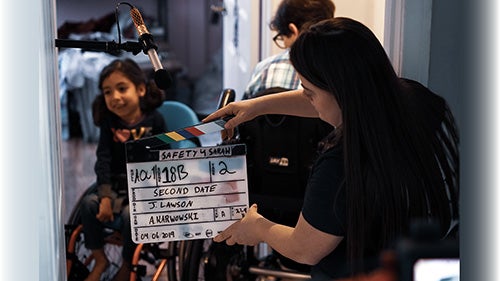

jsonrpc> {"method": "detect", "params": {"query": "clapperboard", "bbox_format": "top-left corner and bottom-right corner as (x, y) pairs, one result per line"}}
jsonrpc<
(125, 118), (249, 243)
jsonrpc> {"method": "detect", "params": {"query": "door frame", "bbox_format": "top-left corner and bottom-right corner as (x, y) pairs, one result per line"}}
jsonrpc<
(384, 0), (433, 85)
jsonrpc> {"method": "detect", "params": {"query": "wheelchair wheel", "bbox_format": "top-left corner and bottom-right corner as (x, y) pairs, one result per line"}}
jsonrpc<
(67, 183), (98, 226)
(65, 183), (124, 281)
(66, 224), (123, 281)
(66, 186), (207, 281)
(146, 239), (206, 281)
(181, 239), (205, 281)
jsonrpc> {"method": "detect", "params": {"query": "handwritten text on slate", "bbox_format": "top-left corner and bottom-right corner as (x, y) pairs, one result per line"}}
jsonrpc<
(126, 145), (248, 243)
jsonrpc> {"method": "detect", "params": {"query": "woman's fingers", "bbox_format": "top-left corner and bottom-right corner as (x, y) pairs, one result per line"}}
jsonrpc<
(223, 116), (242, 130)
(226, 238), (236, 246)
(213, 224), (232, 242)
(214, 220), (240, 243)
(214, 231), (235, 244)
(221, 128), (235, 141)
(215, 232), (237, 246)
(213, 232), (225, 242)
(202, 106), (231, 123)
(249, 203), (258, 212)
(202, 101), (254, 130)
(213, 205), (259, 245)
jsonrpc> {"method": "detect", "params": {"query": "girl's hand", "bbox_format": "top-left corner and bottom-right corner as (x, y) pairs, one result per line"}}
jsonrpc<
(96, 197), (114, 222)
(213, 204), (263, 246)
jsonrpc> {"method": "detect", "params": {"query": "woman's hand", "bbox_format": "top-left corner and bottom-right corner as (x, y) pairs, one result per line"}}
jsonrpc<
(96, 197), (114, 222)
(213, 204), (263, 246)
(202, 90), (317, 137)
(202, 99), (259, 130)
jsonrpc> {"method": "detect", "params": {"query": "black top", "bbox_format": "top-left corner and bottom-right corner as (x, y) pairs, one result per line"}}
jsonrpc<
(301, 144), (350, 279)
(94, 110), (166, 197)
(302, 144), (382, 279)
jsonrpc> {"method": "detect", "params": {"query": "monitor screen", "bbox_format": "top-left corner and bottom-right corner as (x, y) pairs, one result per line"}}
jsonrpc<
(413, 258), (460, 281)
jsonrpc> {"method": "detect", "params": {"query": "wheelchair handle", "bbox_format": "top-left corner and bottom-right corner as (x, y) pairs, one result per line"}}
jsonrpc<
(217, 88), (236, 109)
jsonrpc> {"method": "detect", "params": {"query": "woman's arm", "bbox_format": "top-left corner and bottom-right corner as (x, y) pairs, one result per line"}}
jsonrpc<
(214, 204), (342, 265)
(203, 89), (318, 130)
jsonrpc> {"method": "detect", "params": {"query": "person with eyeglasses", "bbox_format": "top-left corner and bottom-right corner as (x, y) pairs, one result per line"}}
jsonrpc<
(242, 0), (336, 100)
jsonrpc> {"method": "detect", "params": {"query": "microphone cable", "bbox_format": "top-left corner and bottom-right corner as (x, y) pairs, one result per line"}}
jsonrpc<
(114, 2), (134, 46)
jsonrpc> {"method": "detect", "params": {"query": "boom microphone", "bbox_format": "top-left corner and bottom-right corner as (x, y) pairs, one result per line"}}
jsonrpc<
(130, 7), (172, 90)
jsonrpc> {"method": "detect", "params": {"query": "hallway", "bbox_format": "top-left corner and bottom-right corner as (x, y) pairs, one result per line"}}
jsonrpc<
(62, 138), (97, 223)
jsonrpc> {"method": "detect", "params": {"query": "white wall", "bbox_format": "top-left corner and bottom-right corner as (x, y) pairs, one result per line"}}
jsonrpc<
(334, 0), (386, 44)
(261, 0), (386, 59)
(223, 0), (261, 100)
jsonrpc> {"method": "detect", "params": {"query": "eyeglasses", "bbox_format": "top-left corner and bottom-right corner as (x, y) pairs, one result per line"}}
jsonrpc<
(273, 34), (286, 49)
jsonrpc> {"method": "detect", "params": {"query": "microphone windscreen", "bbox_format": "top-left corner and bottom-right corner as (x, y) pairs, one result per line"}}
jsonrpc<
(130, 8), (145, 26)
(154, 69), (173, 90)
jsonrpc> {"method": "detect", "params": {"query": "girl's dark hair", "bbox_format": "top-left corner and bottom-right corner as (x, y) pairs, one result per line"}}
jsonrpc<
(290, 17), (459, 271)
(269, 0), (335, 36)
(92, 58), (165, 126)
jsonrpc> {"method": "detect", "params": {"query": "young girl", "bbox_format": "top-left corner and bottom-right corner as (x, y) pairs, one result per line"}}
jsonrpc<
(80, 58), (167, 281)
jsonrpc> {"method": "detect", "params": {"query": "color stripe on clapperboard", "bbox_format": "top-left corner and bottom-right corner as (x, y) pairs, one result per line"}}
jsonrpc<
(130, 118), (231, 150)
(155, 119), (227, 144)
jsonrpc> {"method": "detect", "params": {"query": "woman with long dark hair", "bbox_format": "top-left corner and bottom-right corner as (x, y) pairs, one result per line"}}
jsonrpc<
(205, 17), (459, 280)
